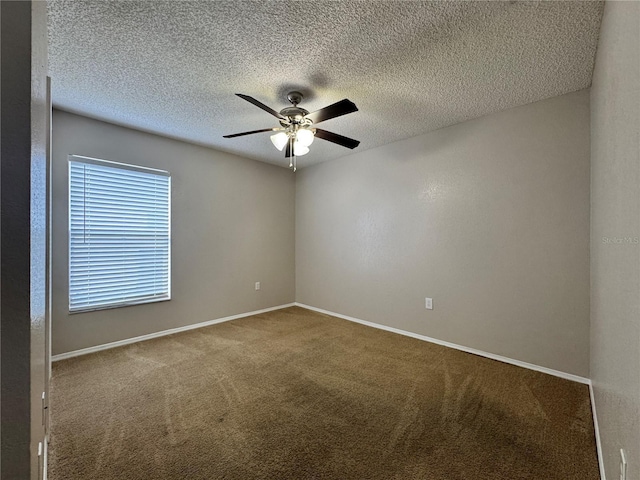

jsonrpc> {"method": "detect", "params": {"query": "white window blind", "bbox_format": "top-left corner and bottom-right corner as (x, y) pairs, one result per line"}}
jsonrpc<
(69, 156), (171, 312)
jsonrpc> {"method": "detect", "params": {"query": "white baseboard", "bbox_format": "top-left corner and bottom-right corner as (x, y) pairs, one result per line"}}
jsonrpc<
(54, 300), (592, 384)
(295, 303), (590, 385)
(51, 303), (296, 362)
(589, 382), (606, 480)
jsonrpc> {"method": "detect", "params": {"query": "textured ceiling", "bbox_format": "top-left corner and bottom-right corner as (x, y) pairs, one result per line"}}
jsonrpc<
(48, 1), (603, 168)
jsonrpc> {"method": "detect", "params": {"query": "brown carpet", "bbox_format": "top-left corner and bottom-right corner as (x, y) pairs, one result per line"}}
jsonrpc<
(49, 306), (599, 480)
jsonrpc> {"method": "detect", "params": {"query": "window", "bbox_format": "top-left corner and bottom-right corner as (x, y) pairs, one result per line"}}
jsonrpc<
(69, 155), (171, 312)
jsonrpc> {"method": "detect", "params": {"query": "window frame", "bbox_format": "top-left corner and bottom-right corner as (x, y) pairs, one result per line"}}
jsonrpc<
(68, 154), (172, 314)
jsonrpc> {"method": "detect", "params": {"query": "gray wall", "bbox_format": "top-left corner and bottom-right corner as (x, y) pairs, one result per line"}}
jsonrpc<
(296, 90), (590, 377)
(590, 1), (640, 479)
(52, 111), (295, 355)
(1, 1), (48, 478)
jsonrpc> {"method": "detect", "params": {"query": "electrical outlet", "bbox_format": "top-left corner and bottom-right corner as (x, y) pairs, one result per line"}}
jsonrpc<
(620, 449), (627, 480)
(425, 297), (433, 310)
(255, 282), (260, 291)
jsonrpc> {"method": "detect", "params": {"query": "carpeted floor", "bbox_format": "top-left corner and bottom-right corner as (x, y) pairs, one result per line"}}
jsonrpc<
(49, 306), (599, 479)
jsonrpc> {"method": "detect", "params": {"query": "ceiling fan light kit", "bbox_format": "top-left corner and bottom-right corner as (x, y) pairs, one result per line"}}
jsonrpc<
(223, 91), (360, 171)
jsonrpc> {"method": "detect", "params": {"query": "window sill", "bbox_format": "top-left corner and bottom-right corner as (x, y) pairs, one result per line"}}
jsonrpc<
(69, 296), (171, 315)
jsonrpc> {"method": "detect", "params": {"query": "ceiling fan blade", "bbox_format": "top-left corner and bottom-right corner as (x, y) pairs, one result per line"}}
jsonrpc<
(223, 128), (279, 138)
(285, 137), (292, 158)
(306, 99), (358, 124)
(314, 128), (360, 149)
(236, 94), (286, 120)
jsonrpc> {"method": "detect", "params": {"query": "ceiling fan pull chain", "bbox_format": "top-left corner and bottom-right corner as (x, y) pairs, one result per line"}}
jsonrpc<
(289, 136), (293, 168)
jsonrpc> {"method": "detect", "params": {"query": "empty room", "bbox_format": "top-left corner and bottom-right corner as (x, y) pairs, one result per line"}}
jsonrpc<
(1, 1), (638, 479)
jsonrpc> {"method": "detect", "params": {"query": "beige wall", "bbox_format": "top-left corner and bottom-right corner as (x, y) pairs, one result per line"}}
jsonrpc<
(590, 2), (640, 479)
(296, 90), (591, 377)
(52, 110), (295, 355)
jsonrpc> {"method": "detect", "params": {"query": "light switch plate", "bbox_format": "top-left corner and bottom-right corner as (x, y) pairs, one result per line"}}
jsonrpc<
(255, 282), (260, 291)
(425, 297), (433, 310)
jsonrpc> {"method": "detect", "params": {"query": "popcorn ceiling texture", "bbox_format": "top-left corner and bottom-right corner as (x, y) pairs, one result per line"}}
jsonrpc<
(48, 1), (603, 168)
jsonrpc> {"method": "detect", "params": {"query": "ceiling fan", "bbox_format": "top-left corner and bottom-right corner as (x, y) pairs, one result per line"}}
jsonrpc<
(223, 91), (360, 171)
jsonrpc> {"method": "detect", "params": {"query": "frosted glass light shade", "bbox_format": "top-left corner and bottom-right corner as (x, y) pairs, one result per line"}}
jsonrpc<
(270, 132), (288, 151)
(293, 141), (309, 156)
(296, 128), (314, 147)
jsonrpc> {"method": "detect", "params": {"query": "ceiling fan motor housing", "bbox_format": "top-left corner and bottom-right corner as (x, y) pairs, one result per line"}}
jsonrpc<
(279, 107), (311, 127)
(279, 92), (311, 127)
